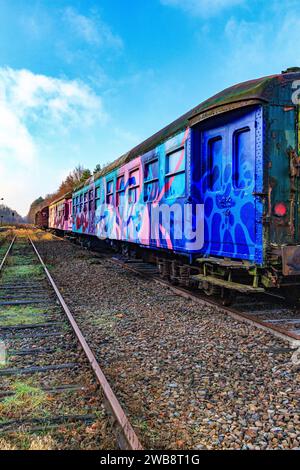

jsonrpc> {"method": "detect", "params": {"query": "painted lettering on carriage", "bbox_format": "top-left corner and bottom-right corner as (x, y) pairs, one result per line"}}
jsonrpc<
(291, 80), (300, 105)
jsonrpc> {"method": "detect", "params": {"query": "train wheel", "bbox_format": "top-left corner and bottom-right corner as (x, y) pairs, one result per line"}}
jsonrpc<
(221, 289), (235, 306)
(203, 282), (220, 297)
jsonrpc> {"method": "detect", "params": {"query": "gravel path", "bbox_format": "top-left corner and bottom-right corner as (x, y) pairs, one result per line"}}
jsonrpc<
(34, 232), (300, 450)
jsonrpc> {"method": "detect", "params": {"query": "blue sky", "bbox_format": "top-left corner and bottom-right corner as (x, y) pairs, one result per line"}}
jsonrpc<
(0, 0), (299, 215)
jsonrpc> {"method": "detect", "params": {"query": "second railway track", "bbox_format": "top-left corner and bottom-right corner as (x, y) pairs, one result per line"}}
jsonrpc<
(49, 229), (300, 348)
(110, 255), (300, 349)
(0, 230), (142, 450)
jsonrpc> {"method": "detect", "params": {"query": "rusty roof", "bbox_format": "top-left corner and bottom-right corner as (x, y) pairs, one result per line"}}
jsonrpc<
(48, 192), (72, 208)
(74, 70), (300, 191)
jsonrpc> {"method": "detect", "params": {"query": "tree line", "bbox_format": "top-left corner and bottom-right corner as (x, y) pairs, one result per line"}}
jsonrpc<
(0, 204), (24, 224)
(27, 164), (103, 223)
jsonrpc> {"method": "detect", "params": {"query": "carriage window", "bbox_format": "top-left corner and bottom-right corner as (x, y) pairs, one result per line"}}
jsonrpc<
(129, 168), (140, 204)
(88, 189), (94, 211)
(65, 203), (69, 220)
(95, 186), (101, 210)
(79, 194), (83, 212)
(83, 192), (88, 212)
(106, 180), (114, 205)
(165, 147), (186, 198)
(144, 159), (159, 202)
(208, 137), (222, 191)
(116, 175), (125, 207)
(233, 127), (251, 189)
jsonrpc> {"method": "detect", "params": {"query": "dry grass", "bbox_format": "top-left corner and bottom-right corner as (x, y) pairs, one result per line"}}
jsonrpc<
(0, 435), (56, 450)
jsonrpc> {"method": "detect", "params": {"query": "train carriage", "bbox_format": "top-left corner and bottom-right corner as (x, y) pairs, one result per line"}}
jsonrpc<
(43, 68), (300, 302)
(48, 194), (73, 233)
(35, 206), (49, 230)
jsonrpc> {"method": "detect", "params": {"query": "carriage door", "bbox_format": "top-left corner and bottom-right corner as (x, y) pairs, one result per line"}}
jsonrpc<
(201, 108), (262, 262)
(201, 124), (228, 256)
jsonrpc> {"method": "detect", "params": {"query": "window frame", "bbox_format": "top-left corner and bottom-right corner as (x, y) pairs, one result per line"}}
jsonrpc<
(207, 135), (223, 192)
(106, 179), (114, 205)
(116, 174), (125, 207)
(165, 146), (186, 199)
(83, 192), (88, 213)
(144, 158), (159, 202)
(88, 189), (94, 211)
(94, 185), (101, 210)
(128, 167), (140, 205)
(232, 126), (251, 190)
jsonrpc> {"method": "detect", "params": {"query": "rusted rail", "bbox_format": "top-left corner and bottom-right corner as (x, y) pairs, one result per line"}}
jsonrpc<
(29, 236), (143, 450)
(0, 235), (16, 271)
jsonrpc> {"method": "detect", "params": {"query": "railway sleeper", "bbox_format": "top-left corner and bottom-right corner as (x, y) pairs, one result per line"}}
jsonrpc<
(0, 362), (79, 376)
(0, 414), (97, 433)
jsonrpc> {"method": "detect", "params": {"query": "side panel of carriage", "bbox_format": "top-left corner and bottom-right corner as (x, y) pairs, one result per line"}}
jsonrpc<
(72, 129), (202, 254)
(49, 198), (72, 232)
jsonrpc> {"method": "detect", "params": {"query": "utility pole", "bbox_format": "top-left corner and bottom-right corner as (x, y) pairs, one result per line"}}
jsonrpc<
(0, 198), (4, 227)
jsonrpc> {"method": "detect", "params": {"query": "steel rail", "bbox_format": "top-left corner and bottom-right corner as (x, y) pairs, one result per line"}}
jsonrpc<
(0, 236), (16, 272)
(28, 236), (143, 450)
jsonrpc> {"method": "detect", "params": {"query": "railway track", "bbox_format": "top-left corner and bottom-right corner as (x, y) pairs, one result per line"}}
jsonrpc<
(110, 255), (300, 350)
(0, 231), (142, 450)
(0, 229), (14, 266)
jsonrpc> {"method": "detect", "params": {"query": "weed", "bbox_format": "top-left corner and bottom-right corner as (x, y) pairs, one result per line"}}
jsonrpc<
(2, 265), (43, 279)
(0, 380), (49, 419)
(0, 306), (45, 326)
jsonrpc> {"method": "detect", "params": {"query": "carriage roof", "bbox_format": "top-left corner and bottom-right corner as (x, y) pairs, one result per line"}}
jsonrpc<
(76, 69), (300, 191)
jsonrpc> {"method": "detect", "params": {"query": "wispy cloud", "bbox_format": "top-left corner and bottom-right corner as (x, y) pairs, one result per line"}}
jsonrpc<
(64, 7), (123, 49)
(221, 8), (300, 80)
(0, 67), (106, 130)
(161, 0), (244, 18)
(0, 67), (106, 214)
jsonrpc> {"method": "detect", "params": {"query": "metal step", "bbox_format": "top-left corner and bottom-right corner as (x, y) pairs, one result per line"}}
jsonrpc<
(192, 274), (265, 293)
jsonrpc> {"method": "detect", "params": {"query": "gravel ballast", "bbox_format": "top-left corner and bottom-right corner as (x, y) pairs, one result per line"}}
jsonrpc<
(34, 232), (300, 450)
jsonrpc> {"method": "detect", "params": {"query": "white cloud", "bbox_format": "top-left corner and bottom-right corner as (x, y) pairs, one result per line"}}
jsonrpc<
(0, 67), (106, 215)
(64, 7), (123, 49)
(0, 68), (105, 127)
(0, 98), (37, 166)
(221, 10), (300, 79)
(161, 0), (244, 18)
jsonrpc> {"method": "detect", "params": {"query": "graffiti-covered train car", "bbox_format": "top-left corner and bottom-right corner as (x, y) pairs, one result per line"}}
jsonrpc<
(72, 129), (196, 254)
(40, 69), (300, 302)
(48, 194), (72, 232)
